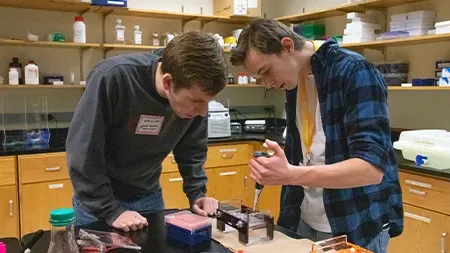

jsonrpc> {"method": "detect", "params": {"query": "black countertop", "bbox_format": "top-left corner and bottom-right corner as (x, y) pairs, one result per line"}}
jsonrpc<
(0, 128), (285, 156)
(1, 128), (449, 180)
(9, 209), (302, 253)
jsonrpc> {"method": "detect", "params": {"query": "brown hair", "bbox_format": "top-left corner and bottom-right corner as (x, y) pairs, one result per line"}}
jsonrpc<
(161, 31), (228, 96)
(230, 18), (306, 66)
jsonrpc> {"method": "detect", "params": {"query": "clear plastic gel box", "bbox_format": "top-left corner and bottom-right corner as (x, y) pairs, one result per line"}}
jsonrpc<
(164, 211), (212, 246)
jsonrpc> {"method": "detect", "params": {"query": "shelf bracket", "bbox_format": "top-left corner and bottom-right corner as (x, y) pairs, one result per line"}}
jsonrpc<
(182, 18), (198, 31)
(79, 7), (91, 16)
(80, 48), (84, 81)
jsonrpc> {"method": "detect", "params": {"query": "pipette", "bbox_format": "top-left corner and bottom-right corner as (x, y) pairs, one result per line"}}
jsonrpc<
(252, 151), (271, 210)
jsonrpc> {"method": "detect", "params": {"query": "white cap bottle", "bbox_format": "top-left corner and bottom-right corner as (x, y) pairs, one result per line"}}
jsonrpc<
(9, 68), (19, 85)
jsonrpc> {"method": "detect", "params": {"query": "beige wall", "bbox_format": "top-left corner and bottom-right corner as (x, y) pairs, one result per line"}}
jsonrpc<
(0, 1), (285, 130)
(264, 0), (450, 130)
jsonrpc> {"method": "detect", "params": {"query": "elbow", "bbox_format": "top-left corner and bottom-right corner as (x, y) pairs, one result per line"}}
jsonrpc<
(368, 164), (384, 185)
(372, 170), (383, 185)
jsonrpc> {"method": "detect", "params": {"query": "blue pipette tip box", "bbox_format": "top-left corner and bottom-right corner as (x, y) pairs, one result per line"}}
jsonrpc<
(165, 211), (212, 246)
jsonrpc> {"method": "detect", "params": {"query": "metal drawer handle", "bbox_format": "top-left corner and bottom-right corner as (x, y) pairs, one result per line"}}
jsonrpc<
(219, 171), (237, 176)
(9, 200), (13, 217)
(219, 148), (237, 153)
(45, 166), (61, 172)
(405, 179), (432, 189)
(408, 188), (426, 196)
(169, 177), (183, 182)
(404, 211), (431, 223)
(442, 233), (447, 253)
(48, 183), (64, 189)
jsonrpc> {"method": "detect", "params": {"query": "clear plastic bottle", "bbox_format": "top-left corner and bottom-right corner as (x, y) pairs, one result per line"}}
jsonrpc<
(47, 208), (79, 253)
(133, 25), (142, 45)
(114, 18), (126, 44)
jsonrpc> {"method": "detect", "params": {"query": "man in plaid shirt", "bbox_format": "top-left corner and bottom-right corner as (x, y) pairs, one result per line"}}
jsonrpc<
(230, 19), (403, 253)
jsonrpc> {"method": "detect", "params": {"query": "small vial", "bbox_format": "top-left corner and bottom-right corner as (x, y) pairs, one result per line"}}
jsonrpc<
(114, 18), (126, 44)
(133, 25), (142, 45)
(70, 71), (75, 85)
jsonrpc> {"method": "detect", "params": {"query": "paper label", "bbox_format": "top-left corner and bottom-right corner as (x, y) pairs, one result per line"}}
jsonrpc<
(135, 115), (164, 135)
(248, 0), (258, 8)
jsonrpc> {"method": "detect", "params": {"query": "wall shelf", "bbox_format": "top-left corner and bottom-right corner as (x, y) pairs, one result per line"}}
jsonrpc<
(0, 39), (102, 49)
(0, 85), (86, 89)
(0, 0), (92, 13)
(275, 0), (425, 23)
(0, 0), (256, 25)
(102, 44), (164, 50)
(342, 33), (450, 49)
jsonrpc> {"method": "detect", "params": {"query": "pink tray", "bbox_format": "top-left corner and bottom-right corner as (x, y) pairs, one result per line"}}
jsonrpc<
(165, 211), (211, 231)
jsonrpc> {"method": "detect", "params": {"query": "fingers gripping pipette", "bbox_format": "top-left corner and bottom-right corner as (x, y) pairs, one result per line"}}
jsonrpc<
(252, 151), (272, 210)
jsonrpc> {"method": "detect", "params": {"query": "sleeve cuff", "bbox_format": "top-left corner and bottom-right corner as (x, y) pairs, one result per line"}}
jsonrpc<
(350, 144), (389, 173)
(105, 206), (127, 226)
(188, 191), (206, 207)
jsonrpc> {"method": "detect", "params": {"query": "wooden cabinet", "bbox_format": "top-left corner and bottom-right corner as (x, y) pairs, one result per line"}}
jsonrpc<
(399, 171), (450, 215)
(160, 172), (190, 209)
(210, 166), (246, 202)
(20, 179), (74, 235)
(388, 204), (449, 253)
(205, 144), (252, 168)
(18, 152), (69, 184)
(388, 170), (450, 253)
(0, 156), (19, 238)
(0, 156), (16, 186)
(18, 152), (74, 235)
(0, 185), (19, 238)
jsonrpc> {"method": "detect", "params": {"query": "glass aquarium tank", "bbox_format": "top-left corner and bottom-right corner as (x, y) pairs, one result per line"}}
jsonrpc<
(0, 94), (50, 149)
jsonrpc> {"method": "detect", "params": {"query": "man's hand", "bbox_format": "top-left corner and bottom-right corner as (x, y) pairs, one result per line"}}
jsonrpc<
(111, 210), (148, 232)
(250, 139), (294, 185)
(192, 197), (218, 216)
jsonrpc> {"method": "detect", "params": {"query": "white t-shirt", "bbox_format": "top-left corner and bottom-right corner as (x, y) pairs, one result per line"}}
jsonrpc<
(296, 74), (331, 233)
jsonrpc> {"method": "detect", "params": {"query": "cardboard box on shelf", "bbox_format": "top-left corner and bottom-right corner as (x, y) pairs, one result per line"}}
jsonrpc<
(214, 0), (261, 17)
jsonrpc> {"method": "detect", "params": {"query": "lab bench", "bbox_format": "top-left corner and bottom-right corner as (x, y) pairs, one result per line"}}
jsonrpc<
(1, 209), (316, 253)
(1, 130), (450, 253)
(0, 130), (285, 239)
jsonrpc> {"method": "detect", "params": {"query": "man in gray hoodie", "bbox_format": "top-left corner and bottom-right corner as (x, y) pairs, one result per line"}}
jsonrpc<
(66, 31), (228, 232)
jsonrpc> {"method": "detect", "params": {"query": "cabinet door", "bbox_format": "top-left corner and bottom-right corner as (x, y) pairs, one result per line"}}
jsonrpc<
(388, 204), (450, 253)
(21, 180), (74, 235)
(160, 172), (190, 209)
(243, 166), (281, 222)
(211, 166), (246, 202)
(0, 186), (19, 238)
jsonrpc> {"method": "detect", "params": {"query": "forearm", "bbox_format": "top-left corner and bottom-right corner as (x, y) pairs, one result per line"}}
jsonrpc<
(290, 158), (383, 189)
(173, 117), (208, 204)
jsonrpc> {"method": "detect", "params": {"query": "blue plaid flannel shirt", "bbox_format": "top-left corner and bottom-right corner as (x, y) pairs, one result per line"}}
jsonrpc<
(277, 39), (404, 247)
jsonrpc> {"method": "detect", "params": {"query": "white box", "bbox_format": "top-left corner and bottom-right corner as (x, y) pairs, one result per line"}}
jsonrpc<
(346, 22), (382, 30)
(406, 29), (429, 36)
(442, 68), (450, 78)
(407, 10), (436, 19)
(393, 129), (450, 170)
(435, 20), (450, 34)
(439, 77), (450, 86)
(391, 13), (407, 21)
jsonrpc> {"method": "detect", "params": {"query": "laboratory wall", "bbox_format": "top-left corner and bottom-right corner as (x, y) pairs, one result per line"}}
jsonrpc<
(265, 0), (450, 130)
(0, 0), (286, 129)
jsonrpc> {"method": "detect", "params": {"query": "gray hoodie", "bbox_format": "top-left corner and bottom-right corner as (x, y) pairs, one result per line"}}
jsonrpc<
(66, 51), (207, 225)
